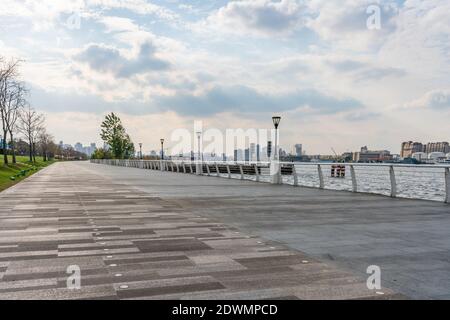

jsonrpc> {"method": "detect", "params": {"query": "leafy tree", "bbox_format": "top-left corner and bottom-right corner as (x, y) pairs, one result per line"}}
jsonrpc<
(100, 113), (135, 159)
(91, 148), (113, 160)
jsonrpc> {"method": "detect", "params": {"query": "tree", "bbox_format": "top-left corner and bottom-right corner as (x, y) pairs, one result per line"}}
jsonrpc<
(100, 113), (135, 159)
(0, 58), (21, 165)
(6, 81), (26, 163)
(38, 129), (54, 161)
(17, 105), (44, 162)
(91, 147), (113, 160)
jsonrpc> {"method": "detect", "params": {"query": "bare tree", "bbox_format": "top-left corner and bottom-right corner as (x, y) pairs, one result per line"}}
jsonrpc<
(38, 128), (54, 162)
(18, 105), (44, 163)
(5, 81), (26, 163)
(0, 58), (20, 164)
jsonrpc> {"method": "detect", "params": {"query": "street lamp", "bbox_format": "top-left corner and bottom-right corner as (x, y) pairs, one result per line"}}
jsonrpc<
(196, 131), (202, 161)
(139, 143), (142, 159)
(272, 116), (281, 160)
(195, 131), (202, 175)
(160, 139), (164, 160)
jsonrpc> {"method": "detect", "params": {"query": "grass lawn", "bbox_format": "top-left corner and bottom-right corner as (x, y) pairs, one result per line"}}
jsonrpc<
(0, 155), (56, 192)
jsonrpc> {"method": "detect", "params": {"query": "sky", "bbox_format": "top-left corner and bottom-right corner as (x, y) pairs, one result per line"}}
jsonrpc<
(1, 0), (449, 155)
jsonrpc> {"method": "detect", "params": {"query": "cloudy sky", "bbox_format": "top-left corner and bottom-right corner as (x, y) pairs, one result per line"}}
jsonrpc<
(1, 0), (449, 155)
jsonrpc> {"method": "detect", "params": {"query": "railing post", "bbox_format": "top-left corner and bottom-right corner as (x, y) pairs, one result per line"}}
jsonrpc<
(350, 165), (357, 192)
(318, 164), (324, 189)
(254, 164), (260, 182)
(206, 163), (211, 176)
(215, 163), (220, 177)
(292, 164), (298, 186)
(190, 162), (194, 174)
(270, 161), (282, 184)
(182, 162), (186, 173)
(226, 164), (231, 179)
(445, 167), (449, 204)
(239, 164), (244, 180)
(389, 165), (397, 198)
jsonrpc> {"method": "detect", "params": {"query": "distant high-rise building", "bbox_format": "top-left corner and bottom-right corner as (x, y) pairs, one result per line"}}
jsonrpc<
(244, 148), (250, 162)
(74, 142), (83, 153)
(401, 141), (424, 158)
(249, 143), (256, 161)
(425, 142), (449, 154)
(256, 144), (260, 162)
(401, 141), (449, 158)
(267, 141), (272, 159)
(295, 144), (303, 157)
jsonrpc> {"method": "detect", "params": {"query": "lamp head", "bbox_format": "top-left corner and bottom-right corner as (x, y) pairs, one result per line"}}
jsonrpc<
(160, 139), (164, 144)
(272, 116), (281, 129)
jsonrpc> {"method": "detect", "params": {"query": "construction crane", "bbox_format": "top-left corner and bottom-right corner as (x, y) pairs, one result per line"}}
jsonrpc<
(331, 147), (339, 160)
(331, 147), (346, 163)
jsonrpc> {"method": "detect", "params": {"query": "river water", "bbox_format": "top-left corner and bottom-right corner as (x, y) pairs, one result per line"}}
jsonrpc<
(237, 164), (448, 202)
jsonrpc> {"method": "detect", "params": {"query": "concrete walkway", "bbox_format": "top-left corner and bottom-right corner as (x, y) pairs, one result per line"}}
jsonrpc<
(81, 161), (450, 299)
(0, 161), (444, 299)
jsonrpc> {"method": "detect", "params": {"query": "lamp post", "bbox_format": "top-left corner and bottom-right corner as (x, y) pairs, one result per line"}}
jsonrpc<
(272, 116), (281, 160)
(196, 131), (202, 161)
(271, 116), (281, 184)
(139, 143), (142, 160)
(160, 139), (165, 171)
(196, 131), (202, 175)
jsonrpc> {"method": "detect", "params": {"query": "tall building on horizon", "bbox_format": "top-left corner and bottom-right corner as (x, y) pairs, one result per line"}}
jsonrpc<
(295, 144), (303, 157)
(401, 141), (449, 158)
(401, 141), (425, 158)
(250, 143), (256, 161)
(74, 142), (83, 153)
(425, 142), (450, 154)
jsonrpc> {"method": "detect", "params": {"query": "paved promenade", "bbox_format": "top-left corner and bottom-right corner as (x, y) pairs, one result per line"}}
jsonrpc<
(1, 162), (447, 299)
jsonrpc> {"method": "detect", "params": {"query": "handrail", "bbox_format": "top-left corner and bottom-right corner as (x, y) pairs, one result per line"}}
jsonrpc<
(90, 159), (450, 203)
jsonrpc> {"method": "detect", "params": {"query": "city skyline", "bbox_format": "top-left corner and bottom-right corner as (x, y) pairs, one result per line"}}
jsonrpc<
(1, 0), (449, 154)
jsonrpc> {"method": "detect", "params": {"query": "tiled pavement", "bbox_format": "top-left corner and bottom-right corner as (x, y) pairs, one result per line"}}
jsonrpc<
(0, 162), (402, 299)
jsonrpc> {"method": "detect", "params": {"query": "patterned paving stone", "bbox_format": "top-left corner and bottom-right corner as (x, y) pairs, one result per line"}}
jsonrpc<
(0, 162), (401, 300)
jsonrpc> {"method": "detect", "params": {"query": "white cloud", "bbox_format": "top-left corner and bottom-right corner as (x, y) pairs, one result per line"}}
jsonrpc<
(74, 41), (170, 78)
(402, 89), (450, 110)
(195, 0), (305, 37)
(306, 0), (400, 51)
(98, 16), (139, 33)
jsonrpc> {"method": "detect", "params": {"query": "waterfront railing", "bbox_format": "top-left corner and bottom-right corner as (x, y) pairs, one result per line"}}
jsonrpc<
(90, 159), (450, 203)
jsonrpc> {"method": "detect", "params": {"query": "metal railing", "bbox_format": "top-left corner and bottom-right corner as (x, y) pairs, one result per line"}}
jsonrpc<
(90, 159), (450, 203)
